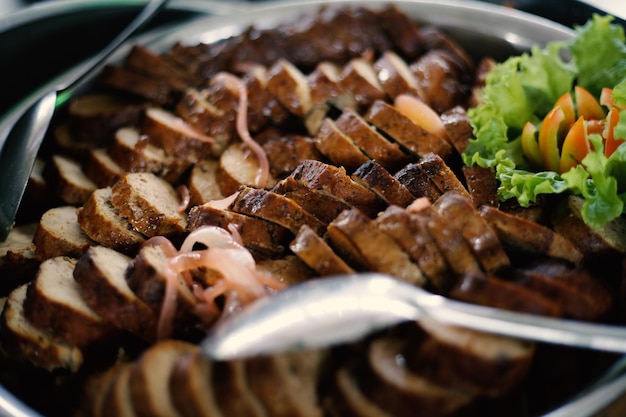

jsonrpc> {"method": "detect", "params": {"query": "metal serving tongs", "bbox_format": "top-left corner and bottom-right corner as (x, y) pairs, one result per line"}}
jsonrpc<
(202, 273), (626, 360)
(0, 0), (171, 242)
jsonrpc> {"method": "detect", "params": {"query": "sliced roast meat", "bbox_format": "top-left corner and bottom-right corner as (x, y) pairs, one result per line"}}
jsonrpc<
(327, 366), (394, 417)
(187, 204), (291, 259)
(108, 127), (190, 184)
(440, 106), (473, 154)
(33, 206), (93, 261)
(373, 50), (422, 100)
(0, 224), (39, 295)
(339, 58), (387, 108)
(244, 66), (291, 131)
(246, 350), (325, 417)
(128, 340), (196, 417)
(450, 271), (562, 317)
(272, 176), (351, 224)
(186, 158), (224, 206)
(73, 245), (157, 342)
(313, 118), (370, 172)
(479, 205), (584, 265)
(0, 284), (83, 372)
(124, 45), (199, 92)
(267, 59), (313, 118)
(229, 186), (326, 235)
(432, 191), (509, 273)
(415, 153), (469, 198)
(99, 65), (176, 105)
(290, 225), (356, 276)
(376, 4), (424, 60)
(364, 100), (453, 160)
(256, 255), (315, 286)
(375, 205), (454, 293)
(111, 173), (188, 239)
(169, 349), (224, 417)
(23, 256), (112, 348)
(334, 109), (411, 172)
(218, 142), (278, 195)
(289, 160), (386, 218)
(461, 165), (499, 208)
(352, 160), (415, 207)
(327, 208), (426, 285)
(49, 154), (97, 205)
(84, 148), (125, 188)
(308, 61), (357, 110)
(394, 162), (442, 201)
(212, 360), (267, 417)
(77, 187), (147, 255)
(262, 134), (323, 179)
(97, 363), (136, 417)
(143, 107), (215, 163)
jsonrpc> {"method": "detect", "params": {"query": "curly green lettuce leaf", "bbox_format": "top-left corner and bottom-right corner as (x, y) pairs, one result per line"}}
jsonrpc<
(571, 14), (626, 97)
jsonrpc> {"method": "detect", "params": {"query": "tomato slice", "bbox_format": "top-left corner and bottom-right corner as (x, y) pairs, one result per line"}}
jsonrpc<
(559, 116), (590, 173)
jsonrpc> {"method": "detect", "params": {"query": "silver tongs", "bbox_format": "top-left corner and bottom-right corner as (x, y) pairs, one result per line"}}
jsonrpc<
(202, 273), (626, 360)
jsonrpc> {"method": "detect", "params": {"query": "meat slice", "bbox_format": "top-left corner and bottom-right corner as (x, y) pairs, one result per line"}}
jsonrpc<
(314, 118), (370, 172)
(361, 337), (472, 417)
(143, 107), (215, 163)
(339, 58), (387, 107)
(77, 187), (147, 255)
(187, 204), (291, 259)
(84, 148), (125, 188)
(440, 106), (473, 154)
(256, 255), (315, 286)
(267, 59), (313, 117)
(374, 50), (422, 99)
(229, 186), (327, 235)
(73, 245), (157, 342)
(327, 366), (394, 417)
(97, 364), (136, 417)
(218, 142), (277, 195)
(375, 205), (454, 293)
(410, 205), (482, 279)
(461, 165), (499, 208)
(433, 191), (509, 273)
(327, 209), (425, 285)
(352, 160), (415, 207)
(23, 256), (111, 348)
(212, 360), (267, 417)
(394, 162), (442, 202)
(124, 45), (198, 92)
(289, 160), (386, 218)
(334, 109), (411, 172)
(364, 100), (453, 160)
(49, 154), (97, 205)
(410, 320), (535, 397)
(169, 349), (224, 417)
(244, 66), (291, 131)
(262, 134), (322, 179)
(99, 65), (175, 105)
(0, 224), (39, 295)
(551, 195), (626, 257)
(449, 272), (562, 317)
(290, 225), (356, 276)
(128, 340), (196, 417)
(246, 350), (325, 417)
(272, 176), (351, 224)
(125, 243), (201, 340)
(33, 206), (93, 261)
(66, 93), (143, 145)
(111, 172), (188, 238)
(377, 4), (424, 60)
(308, 61), (357, 110)
(108, 127), (190, 184)
(187, 158), (224, 206)
(415, 153), (469, 199)
(0, 284), (83, 372)
(479, 205), (584, 265)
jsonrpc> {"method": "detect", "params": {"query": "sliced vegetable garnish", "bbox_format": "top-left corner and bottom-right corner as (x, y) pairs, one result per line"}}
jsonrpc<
(463, 14), (626, 228)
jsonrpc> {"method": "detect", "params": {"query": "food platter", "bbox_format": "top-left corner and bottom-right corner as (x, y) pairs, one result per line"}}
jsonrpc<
(1, 1), (626, 416)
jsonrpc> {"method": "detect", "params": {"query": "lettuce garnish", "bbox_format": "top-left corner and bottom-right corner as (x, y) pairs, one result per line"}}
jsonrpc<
(462, 14), (626, 228)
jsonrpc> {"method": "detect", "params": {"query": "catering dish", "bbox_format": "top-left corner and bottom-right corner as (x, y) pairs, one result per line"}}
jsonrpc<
(0, 1), (625, 416)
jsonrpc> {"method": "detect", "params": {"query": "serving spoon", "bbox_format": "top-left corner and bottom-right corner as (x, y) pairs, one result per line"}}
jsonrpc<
(201, 273), (626, 360)
(0, 0), (170, 241)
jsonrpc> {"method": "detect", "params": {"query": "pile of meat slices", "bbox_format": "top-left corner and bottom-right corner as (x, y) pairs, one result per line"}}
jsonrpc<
(0, 4), (625, 417)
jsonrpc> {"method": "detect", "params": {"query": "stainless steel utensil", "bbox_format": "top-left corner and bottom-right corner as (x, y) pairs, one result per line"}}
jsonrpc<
(0, 0), (171, 241)
(201, 273), (626, 360)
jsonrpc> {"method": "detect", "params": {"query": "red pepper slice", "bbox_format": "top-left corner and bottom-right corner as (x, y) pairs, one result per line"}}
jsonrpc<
(559, 116), (590, 173)
(521, 122), (543, 169)
(539, 107), (565, 172)
(575, 85), (606, 121)
(604, 108), (624, 157)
